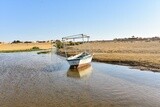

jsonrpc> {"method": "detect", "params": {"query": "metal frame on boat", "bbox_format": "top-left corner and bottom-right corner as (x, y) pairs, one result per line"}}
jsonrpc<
(62, 34), (93, 68)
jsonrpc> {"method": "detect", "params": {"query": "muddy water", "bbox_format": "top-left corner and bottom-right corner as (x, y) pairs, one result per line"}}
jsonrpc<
(0, 52), (160, 107)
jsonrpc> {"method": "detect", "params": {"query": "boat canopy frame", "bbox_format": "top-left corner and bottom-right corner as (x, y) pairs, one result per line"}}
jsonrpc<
(62, 34), (90, 41)
(62, 34), (90, 58)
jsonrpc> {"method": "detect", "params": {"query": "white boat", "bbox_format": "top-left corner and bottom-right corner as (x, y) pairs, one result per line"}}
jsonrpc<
(67, 51), (93, 68)
(62, 34), (93, 68)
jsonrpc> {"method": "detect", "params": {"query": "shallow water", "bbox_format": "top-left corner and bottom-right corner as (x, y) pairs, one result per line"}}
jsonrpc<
(0, 52), (160, 107)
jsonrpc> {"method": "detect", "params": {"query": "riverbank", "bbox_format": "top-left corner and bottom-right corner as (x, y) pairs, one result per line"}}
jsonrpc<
(93, 53), (160, 72)
(58, 40), (160, 72)
(0, 43), (52, 53)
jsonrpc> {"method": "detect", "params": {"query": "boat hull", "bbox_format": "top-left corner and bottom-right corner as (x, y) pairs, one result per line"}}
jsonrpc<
(67, 54), (93, 68)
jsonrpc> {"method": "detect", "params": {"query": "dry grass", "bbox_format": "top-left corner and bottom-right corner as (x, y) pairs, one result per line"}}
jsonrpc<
(62, 40), (160, 71)
(0, 43), (52, 52)
(74, 41), (160, 54)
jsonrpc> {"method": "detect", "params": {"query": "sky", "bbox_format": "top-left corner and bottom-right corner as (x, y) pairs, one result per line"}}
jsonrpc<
(0, 0), (160, 42)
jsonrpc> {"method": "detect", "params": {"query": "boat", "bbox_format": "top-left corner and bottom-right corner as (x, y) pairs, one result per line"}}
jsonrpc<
(67, 51), (93, 68)
(62, 34), (93, 68)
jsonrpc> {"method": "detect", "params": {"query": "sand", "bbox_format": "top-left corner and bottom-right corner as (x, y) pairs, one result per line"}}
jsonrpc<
(0, 43), (52, 52)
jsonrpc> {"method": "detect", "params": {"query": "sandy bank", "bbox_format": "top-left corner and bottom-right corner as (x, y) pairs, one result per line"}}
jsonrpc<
(0, 43), (52, 53)
(58, 40), (160, 72)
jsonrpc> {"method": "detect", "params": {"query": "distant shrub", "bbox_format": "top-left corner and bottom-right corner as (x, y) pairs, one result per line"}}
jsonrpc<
(32, 46), (40, 50)
(68, 41), (82, 45)
(12, 40), (22, 44)
(69, 41), (74, 45)
(55, 40), (63, 49)
(24, 41), (32, 43)
(36, 41), (46, 43)
(75, 42), (80, 45)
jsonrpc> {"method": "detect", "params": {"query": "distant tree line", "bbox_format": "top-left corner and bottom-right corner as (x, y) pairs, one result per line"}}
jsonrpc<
(113, 36), (160, 42)
(24, 41), (32, 43)
(11, 40), (55, 44)
(11, 40), (33, 44)
(36, 40), (55, 43)
(11, 40), (23, 44)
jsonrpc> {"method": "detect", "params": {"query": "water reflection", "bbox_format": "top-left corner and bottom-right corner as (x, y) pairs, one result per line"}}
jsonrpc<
(1, 53), (160, 107)
(67, 64), (92, 78)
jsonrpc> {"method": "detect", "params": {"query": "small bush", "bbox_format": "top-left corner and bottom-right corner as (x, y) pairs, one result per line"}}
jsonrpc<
(56, 40), (63, 49)
(75, 42), (79, 45)
(32, 46), (40, 50)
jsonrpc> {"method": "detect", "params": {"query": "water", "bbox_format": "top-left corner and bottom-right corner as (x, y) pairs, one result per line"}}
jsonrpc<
(0, 52), (160, 107)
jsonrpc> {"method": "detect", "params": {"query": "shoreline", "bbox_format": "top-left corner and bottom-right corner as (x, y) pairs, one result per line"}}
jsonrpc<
(0, 43), (52, 53)
(0, 41), (160, 72)
(92, 59), (160, 72)
(57, 51), (160, 72)
(0, 49), (159, 72)
(57, 40), (160, 72)
(0, 49), (43, 53)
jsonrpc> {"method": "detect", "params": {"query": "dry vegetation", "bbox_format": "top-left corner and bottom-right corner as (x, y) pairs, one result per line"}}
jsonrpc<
(0, 43), (52, 52)
(1, 40), (160, 71)
(61, 40), (160, 71)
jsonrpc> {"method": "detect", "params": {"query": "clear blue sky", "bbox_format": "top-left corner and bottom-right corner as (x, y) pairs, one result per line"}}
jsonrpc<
(0, 0), (160, 42)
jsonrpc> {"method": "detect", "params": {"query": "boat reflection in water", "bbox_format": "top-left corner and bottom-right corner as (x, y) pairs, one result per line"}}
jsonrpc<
(67, 64), (92, 78)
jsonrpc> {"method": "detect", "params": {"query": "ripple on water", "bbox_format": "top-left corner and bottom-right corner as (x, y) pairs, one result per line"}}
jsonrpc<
(0, 52), (160, 107)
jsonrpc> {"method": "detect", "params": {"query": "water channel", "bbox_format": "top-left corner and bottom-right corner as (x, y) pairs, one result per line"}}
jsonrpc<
(0, 52), (160, 107)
